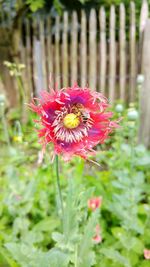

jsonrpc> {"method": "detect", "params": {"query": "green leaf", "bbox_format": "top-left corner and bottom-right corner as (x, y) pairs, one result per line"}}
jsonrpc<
(45, 248), (69, 267)
(53, 0), (64, 15)
(5, 243), (69, 267)
(111, 227), (126, 240)
(111, 227), (144, 253)
(131, 238), (144, 254)
(78, 210), (99, 267)
(33, 217), (60, 232)
(0, 247), (19, 267)
(140, 261), (150, 267)
(5, 243), (33, 267)
(26, 0), (45, 12)
(101, 248), (131, 267)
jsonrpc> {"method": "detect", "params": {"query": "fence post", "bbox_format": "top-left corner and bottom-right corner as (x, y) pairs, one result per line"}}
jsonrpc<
(140, 0), (149, 35)
(54, 16), (61, 89)
(39, 16), (47, 90)
(62, 11), (69, 87)
(139, 19), (150, 148)
(71, 11), (78, 85)
(99, 6), (106, 94)
(80, 10), (87, 87)
(89, 9), (97, 89)
(46, 16), (54, 89)
(25, 19), (33, 97)
(139, 0), (149, 73)
(109, 5), (116, 103)
(129, 1), (136, 102)
(119, 3), (126, 101)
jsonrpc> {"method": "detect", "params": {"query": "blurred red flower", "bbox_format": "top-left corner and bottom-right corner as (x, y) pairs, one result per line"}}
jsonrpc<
(144, 249), (150, 260)
(29, 84), (118, 160)
(88, 197), (102, 211)
(93, 224), (102, 244)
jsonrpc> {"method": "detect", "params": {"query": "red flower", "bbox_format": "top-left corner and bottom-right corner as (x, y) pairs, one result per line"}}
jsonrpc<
(93, 224), (102, 244)
(144, 249), (150, 260)
(88, 197), (102, 211)
(29, 84), (118, 160)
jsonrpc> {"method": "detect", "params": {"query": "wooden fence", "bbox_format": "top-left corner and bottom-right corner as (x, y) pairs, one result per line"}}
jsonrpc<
(2, 0), (150, 103)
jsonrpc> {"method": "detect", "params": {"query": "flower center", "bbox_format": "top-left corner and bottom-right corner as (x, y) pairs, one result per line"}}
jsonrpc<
(63, 113), (80, 129)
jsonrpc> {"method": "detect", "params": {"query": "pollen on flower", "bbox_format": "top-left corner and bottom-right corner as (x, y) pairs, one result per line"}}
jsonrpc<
(63, 113), (80, 129)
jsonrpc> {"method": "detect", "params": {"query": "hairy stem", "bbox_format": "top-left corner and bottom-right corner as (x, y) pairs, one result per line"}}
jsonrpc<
(55, 155), (64, 222)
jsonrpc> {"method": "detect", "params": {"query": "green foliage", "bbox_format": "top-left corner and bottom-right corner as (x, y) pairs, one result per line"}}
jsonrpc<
(5, 243), (69, 267)
(26, 0), (45, 12)
(78, 211), (99, 267)
(52, 179), (99, 267)
(0, 105), (150, 266)
(2, 175), (99, 266)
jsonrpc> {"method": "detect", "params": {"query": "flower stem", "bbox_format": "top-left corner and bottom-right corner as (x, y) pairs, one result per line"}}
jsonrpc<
(55, 155), (64, 221)
(75, 245), (78, 267)
(0, 103), (10, 147)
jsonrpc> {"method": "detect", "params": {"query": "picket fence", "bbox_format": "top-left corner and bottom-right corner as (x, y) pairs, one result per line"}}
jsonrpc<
(18, 0), (149, 103)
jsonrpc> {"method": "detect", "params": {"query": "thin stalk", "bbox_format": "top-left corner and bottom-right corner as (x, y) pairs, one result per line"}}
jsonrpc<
(1, 104), (10, 147)
(55, 155), (64, 221)
(16, 76), (25, 104)
(75, 245), (78, 267)
(130, 125), (135, 175)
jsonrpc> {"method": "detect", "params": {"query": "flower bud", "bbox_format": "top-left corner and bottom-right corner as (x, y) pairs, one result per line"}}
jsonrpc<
(115, 104), (124, 113)
(88, 197), (102, 211)
(0, 94), (5, 103)
(127, 109), (138, 121)
(137, 74), (144, 85)
(144, 249), (150, 260)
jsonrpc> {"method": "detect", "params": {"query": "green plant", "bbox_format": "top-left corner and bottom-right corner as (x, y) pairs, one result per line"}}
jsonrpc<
(0, 105), (150, 266)
(4, 179), (100, 267)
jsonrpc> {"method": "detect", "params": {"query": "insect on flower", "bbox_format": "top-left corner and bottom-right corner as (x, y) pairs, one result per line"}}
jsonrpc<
(29, 84), (119, 161)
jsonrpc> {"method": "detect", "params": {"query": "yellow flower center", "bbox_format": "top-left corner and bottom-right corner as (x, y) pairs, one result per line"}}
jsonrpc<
(63, 113), (80, 129)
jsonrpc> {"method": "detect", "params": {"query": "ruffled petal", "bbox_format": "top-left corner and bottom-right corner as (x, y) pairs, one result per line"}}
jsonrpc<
(29, 85), (119, 161)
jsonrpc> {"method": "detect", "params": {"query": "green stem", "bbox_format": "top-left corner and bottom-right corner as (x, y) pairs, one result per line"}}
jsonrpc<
(1, 104), (10, 147)
(55, 155), (64, 220)
(75, 245), (78, 267)
(130, 126), (135, 175)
